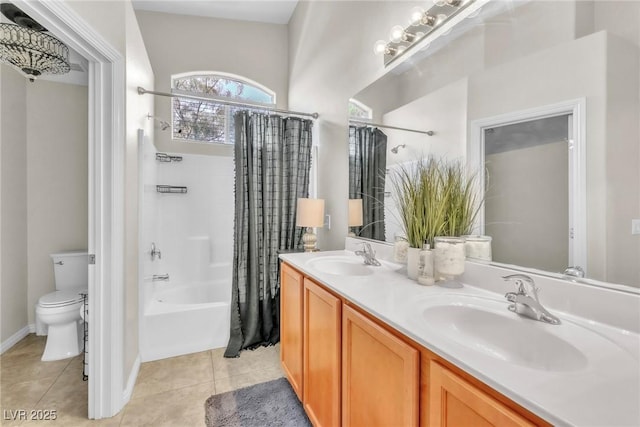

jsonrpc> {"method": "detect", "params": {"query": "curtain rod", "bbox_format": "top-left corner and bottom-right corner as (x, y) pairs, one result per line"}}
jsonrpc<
(349, 119), (434, 136)
(137, 87), (319, 120)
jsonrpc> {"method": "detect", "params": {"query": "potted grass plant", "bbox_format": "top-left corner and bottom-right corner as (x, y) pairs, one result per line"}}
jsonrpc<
(389, 156), (481, 279)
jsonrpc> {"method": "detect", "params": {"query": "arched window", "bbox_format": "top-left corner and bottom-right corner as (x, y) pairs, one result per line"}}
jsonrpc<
(171, 72), (276, 144)
(348, 98), (373, 121)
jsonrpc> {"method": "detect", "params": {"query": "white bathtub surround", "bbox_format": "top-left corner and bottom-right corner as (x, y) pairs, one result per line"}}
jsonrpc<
(283, 241), (640, 426)
(139, 151), (234, 362)
(155, 153), (234, 284)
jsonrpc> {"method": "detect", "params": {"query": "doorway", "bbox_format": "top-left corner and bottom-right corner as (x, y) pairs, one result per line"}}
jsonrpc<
(469, 99), (587, 275)
(484, 115), (570, 273)
(14, 0), (127, 419)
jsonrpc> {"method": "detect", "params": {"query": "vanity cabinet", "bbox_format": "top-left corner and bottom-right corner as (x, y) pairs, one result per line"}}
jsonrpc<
(280, 261), (550, 427)
(427, 360), (536, 427)
(303, 278), (341, 427)
(280, 263), (304, 400)
(342, 304), (419, 427)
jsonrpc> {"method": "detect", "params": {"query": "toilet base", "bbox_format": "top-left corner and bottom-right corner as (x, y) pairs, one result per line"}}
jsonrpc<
(42, 320), (83, 361)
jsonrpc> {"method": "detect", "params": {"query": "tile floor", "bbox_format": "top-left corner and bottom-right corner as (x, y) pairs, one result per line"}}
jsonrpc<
(1, 334), (284, 426)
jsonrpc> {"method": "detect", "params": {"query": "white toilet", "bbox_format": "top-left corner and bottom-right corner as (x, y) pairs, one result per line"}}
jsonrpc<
(35, 251), (88, 361)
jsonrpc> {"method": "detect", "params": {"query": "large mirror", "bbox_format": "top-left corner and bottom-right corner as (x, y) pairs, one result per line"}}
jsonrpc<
(348, 0), (639, 288)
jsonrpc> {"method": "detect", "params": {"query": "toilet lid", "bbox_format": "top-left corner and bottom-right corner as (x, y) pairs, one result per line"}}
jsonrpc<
(39, 288), (87, 307)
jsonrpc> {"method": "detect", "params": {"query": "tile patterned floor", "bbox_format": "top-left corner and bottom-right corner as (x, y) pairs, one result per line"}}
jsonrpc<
(1, 334), (284, 426)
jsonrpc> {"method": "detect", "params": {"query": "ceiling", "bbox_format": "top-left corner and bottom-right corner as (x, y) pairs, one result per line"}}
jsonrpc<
(131, 0), (299, 25)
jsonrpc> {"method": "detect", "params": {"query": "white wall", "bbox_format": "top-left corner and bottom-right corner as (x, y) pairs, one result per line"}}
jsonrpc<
(485, 141), (569, 273)
(124, 1), (155, 391)
(0, 65), (28, 344)
(605, 33), (640, 286)
(139, 132), (158, 313)
(383, 78), (468, 166)
(25, 80), (89, 325)
(135, 10), (289, 157)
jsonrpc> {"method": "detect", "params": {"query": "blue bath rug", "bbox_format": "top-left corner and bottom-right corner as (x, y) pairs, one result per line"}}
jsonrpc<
(205, 377), (311, 427)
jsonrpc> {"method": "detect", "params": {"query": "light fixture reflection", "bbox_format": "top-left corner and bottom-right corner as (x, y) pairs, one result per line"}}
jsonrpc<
(373, 0), (477, 65)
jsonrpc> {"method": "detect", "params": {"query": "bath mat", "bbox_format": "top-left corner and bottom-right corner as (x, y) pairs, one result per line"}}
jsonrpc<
(204, 377), (311, 427)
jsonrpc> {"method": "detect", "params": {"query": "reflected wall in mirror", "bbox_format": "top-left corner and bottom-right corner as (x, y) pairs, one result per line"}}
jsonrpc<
(348, 0), (639, 287)
(484, 114), (571, 274)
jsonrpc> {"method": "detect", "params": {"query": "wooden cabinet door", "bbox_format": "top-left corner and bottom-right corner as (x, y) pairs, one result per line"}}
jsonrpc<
(280, 263), (304, 400)
(303, 278), (341, 427)
(428, 361), (536, 427)
(342, 305), (419, 427)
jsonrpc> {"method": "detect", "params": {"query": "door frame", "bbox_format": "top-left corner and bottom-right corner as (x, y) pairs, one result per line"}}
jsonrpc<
(468, 98), (587, 272)
(13, 0), (126, 419)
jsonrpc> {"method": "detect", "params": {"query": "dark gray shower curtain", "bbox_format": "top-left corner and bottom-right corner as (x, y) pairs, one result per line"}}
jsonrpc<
(348, 126), (387, 241)
(224, 111), (313, 358)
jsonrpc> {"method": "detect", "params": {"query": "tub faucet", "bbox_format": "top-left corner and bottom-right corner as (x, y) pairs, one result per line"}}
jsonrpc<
(503, 274), (560, 325)
(355, 242), (381, 266)
(152, 274), (170, 282)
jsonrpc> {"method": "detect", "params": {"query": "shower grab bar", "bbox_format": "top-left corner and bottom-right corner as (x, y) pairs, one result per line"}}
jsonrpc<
(156, 153), (182, 163)
(156, 185), (187, 194)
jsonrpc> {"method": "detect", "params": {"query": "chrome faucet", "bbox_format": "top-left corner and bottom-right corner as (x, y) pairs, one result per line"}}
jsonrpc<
(152, 274), (170, 282)
(503, 274), (561, 325)
(355, 242), (381, 266)
(563, 266), (585, 279)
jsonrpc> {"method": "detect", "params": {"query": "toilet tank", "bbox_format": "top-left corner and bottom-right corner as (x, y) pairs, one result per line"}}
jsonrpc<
(50, 251), (88, 290)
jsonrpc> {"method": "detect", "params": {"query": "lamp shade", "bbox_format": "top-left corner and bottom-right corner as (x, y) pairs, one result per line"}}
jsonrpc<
(296, 198), (325, 228)
(348, 199), (364, 227)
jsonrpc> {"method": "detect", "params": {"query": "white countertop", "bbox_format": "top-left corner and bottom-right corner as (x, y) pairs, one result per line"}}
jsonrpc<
(280, 249), (640, 427)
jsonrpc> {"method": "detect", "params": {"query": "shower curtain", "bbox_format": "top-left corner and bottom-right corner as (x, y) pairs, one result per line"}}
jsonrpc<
(225, 111), (313, 358)
(348, 126), (387, 241)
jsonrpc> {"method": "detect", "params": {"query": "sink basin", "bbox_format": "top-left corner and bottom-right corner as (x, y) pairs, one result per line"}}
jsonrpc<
(306, 256), (373, 276)
(412, 295), (592, 372)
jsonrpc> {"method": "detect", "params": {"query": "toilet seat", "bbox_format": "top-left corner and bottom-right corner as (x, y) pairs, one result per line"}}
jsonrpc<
(38, 288), (87, 308)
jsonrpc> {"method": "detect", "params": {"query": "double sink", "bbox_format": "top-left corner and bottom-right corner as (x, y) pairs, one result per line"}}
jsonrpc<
(304, 254), (634, 374)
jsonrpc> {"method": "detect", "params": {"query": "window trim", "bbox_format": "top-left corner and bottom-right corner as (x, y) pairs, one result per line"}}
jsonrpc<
(171, 71), (276, 103)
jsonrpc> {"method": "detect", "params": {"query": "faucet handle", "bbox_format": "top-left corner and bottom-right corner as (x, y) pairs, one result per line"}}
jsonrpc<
(502, 274), (538, 299)
(360, 242), (374, 254)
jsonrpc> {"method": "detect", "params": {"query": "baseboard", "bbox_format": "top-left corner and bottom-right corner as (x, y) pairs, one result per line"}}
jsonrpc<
(0, 324), (34, 354)
(122, 354), (141, 404)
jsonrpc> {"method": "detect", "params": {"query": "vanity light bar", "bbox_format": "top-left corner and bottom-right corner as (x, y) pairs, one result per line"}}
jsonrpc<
(373, 0), (478, 66)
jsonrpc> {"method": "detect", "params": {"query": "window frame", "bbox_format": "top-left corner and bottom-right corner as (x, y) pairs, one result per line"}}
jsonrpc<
(170, 71), (276, 145)
(348, 98), (373, 121)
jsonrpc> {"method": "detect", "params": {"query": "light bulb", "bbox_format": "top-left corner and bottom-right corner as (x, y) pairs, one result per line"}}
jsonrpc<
(435, 13), (448, 26)
(373, 40), (388, 55)
(390, 25), (405, 43)
(433, 0), (446, 6)
(396, 45), (407, 55)
(409, 6), (425, 25)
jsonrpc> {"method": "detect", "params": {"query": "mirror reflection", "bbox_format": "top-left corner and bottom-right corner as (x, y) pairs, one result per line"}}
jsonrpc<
(348, 0), (639, 287)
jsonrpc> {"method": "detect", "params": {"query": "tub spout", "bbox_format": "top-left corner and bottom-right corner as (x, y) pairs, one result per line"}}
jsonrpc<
(152, 274), (170, 281)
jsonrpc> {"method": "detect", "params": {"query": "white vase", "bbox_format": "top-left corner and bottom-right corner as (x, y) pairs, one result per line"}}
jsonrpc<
(407, 247), (421, 280)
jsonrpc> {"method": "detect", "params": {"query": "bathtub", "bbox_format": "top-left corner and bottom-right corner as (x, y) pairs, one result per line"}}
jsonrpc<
(140, 279), (231, 362)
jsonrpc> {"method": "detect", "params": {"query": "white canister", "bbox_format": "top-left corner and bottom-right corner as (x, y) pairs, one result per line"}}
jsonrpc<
(407, 247), (421, 280)
(393, 237), (410, 263)
(434, 237), (466, 279)
(417, 244), (435, 286)
(463, 235), (492, 261)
